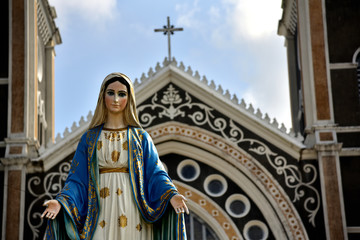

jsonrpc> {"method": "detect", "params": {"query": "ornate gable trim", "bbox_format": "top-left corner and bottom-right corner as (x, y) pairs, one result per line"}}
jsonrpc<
(135, 58), (302, 139)
(137, 77), (311, 159)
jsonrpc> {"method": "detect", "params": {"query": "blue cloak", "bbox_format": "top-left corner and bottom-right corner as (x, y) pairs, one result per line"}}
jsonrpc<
(44, 125), (186, 239)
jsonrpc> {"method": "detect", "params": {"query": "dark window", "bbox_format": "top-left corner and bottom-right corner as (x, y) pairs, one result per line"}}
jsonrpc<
(0, 84), (8, 141)
(0, 0), (9, 78)
(0, 147), (5, 158)
(208, 179), (223, 194)
(0, 171), (4, 234)
(184, 211), (220, 240)
(181, 164), (196, 179)
(340, 156), (360, 226)
(349, 233), (360, 240)
(248, 225), (264, 240)
(230, 200), (246, 215)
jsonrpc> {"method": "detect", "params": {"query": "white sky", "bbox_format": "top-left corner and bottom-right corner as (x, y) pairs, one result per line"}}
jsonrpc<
(48, 0), (291, 136)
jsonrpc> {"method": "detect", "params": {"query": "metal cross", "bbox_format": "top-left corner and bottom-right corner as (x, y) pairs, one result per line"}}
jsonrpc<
(154, 16), (183, 60)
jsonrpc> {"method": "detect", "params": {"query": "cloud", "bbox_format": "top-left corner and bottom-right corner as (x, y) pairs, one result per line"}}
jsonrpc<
(208, 6), (221, 21)
(129, 23), (155, 38)
(175, 1), (203, 30)
(239, 36), (291, 128)
(224, 0), (283, 40)
(242, 73), (292, 129)
(205, 0), (282, 48)
(49, 0), (117, 28)
(205, 0), (291, 128)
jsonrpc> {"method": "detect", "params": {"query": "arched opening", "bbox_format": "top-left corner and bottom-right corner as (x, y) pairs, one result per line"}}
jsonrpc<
(150, 122), (307, 239)
(185, 208), (221, 240)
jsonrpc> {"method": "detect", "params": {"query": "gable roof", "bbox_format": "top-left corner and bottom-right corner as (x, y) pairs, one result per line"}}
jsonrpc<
(32, 58), (309, 172)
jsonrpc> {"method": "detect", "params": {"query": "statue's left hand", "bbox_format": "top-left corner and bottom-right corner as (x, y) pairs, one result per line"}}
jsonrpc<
(41, 199), (61, 220)
(170, 194), (189, 214)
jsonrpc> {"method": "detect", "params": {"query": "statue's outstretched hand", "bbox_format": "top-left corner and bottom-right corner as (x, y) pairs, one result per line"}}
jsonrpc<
(41, 199), (61, 220)
(170, 194), (189, 214)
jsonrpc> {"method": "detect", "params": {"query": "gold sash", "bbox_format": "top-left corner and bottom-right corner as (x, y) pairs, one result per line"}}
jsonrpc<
(99, 167), (129, 174)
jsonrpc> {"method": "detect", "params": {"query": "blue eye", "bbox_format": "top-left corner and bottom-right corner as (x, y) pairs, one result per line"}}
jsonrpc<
(106, 91), (114, 96)
(118, 92), (127, 97)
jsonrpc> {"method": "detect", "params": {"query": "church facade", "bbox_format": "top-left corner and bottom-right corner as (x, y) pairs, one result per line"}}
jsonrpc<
(1, 0), (359, 240)
(278, 0), (360, 239)
(0, 0), (61, 239)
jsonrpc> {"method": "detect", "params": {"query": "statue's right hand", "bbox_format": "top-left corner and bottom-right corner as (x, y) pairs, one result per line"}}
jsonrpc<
(41, 200), (61, 220)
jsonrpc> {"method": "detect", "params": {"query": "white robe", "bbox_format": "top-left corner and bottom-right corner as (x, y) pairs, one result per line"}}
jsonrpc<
(92, 128), (153, 239)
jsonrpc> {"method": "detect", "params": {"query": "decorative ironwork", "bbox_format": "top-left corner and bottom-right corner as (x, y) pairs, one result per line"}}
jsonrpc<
(27, 162), (70, 239)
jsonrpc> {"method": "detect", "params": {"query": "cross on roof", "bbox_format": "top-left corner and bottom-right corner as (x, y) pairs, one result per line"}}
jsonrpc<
(154, 16), (183, 61)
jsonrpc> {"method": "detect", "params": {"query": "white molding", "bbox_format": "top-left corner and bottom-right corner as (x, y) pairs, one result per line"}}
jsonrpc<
(340, 148), (360, 157)
(347, 227), (360, 233)
(0, 78), (8, 84)
(334, 126), (360, 133)
(302, 149), (318, 159)
(24, 0), (29, 139)
(297, 0), (317, 127)
(44, 40), (55, 145)
(321, 0), (335, 123)
(25, 0), (37, 141)
(329, 63), (357, 70)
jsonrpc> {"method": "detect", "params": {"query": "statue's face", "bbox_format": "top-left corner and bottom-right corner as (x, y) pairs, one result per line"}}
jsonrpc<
(104, 81), (128, 115)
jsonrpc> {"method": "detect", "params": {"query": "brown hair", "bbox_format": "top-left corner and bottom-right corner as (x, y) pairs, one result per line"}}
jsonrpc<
(88, 72), (141, 129)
